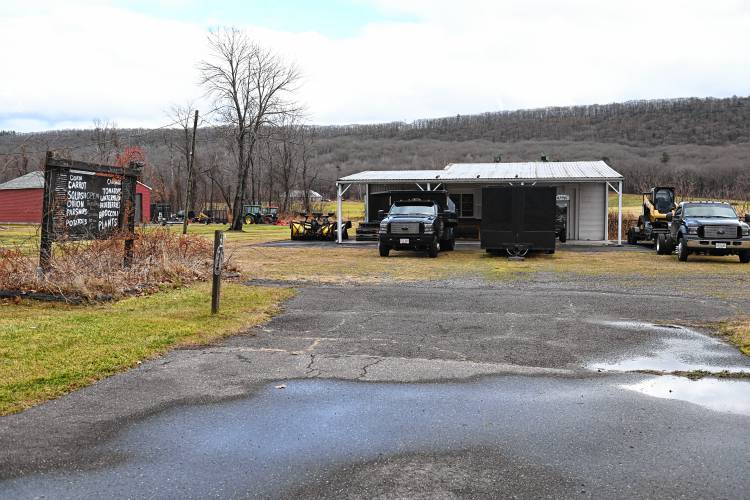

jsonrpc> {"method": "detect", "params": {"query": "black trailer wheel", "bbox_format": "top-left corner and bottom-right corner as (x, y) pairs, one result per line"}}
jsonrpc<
(428, 240), (439, 258)
(378, 243), (390, 257)
(676, 237), (689, 262)
(656, 234), (668, 255)
(739, 250), (750, 263)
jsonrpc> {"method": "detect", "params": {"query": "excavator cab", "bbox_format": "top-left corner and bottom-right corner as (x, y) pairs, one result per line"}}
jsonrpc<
(628, 187), (676, 252)
(648, 187), (676, 218)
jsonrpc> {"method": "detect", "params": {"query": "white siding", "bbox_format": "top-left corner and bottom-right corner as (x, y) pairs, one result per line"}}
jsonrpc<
(578, 183), (605, 240)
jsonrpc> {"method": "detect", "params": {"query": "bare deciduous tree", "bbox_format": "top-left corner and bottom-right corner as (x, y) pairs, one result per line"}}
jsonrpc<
(199, 27), (300, 230)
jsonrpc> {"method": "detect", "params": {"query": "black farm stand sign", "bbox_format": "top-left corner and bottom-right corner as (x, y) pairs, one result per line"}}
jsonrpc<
(39, 152), (141, 270)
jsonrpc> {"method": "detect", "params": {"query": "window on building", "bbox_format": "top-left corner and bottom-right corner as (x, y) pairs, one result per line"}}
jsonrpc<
(449, 193), (475, 218)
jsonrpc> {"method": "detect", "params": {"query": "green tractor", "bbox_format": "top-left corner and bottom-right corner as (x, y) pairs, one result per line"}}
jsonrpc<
(242, 204), (279, 225)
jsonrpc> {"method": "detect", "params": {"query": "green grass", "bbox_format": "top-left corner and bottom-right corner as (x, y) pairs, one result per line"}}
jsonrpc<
(0, 283), (294, 415)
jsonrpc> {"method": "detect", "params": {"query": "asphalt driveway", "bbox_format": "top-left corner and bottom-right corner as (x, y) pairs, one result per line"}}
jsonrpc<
(2, 277), (750, 498)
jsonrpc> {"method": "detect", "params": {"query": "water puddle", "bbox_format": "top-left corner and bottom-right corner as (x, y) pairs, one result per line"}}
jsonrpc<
(623, 376), (750, 416)
(587, 320), (750, 373)
(4, 377), (750, 498)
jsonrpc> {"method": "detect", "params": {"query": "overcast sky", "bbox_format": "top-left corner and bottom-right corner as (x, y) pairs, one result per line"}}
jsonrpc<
(1, 0), (749, 132)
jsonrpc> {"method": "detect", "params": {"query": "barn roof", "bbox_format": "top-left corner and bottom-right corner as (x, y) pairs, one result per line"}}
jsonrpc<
(0, 170), (152, 190)
(0, 171), (45, 190)
(338, 161), (622, 184)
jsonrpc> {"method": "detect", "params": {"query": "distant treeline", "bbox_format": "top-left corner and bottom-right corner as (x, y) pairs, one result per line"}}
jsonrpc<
(312, 96), (750, 146)
(2, 96), (749, 205)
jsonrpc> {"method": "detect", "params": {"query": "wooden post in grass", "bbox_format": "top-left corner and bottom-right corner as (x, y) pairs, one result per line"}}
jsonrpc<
(211, 230), (224, 314)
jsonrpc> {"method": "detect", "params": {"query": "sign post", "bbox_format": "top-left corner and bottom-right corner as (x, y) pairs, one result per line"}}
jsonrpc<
(211, 230), (224, 314)
(39, 152), (141, 272)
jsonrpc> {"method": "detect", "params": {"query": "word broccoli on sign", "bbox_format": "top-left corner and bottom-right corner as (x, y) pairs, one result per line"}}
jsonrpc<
(40, 152), (141, 269)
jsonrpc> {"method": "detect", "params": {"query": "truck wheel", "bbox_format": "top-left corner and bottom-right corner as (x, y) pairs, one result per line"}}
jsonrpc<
(379, 243), (390, 257)
(656, 234), (668, 255)
(428, 239), (439, 258)
(739, 250), (750, 263)
(559, 232), (567, 243)
(676, 237), (689, 262)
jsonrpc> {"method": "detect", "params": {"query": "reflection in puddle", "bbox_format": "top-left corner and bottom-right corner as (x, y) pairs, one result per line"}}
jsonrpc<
(587, 321), (750, 373)
(623, 376), (750, 416)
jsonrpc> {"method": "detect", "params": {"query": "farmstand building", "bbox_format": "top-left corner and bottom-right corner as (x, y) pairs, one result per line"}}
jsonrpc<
(336, 161), (624, 244)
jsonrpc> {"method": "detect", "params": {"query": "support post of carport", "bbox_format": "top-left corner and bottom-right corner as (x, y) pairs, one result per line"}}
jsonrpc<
(618, 180), (623, 246)
(336, 182), (343, 244)
(336, 182), (352, 244)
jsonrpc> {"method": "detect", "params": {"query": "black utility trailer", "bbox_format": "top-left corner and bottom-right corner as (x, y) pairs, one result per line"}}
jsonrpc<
(481, 186), (557, 256)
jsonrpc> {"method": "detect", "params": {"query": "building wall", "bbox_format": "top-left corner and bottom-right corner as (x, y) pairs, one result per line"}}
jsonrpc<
(577, 182), (606, 240)
(0, 188), (44, 223)
(136, 183), (151, 223)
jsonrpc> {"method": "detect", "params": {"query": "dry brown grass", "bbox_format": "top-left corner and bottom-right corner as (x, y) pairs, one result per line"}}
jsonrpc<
(717, 318), (750, 356)
(231, 243), (750, 284)
(0, 228), (215, 299)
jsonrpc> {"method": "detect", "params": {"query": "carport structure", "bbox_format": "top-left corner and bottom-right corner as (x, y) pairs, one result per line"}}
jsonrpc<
(336, 161), (624, 244)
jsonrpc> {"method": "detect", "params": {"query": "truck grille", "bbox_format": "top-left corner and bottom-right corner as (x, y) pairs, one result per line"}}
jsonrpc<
(701, 225), (736, 239)
(390, 222), (420, 235)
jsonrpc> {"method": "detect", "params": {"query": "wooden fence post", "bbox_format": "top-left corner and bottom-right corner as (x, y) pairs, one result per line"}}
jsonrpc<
(211, 230), (224, 314)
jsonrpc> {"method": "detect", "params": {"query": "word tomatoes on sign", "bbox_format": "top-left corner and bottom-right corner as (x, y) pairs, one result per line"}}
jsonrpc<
(39, 152), (142, 270)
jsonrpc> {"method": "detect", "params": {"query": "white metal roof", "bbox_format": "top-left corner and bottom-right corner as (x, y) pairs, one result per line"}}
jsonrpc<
(339, 161), (622, 184)
(0, 171), (44, 190)
(339, 169), (445, 183)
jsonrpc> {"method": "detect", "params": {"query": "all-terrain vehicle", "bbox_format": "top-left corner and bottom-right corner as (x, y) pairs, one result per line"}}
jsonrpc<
(626, 187), (677, 254)
(664, 201), (750, 262)
(378, 200), (456, 258)
(290, 212), (351, 241)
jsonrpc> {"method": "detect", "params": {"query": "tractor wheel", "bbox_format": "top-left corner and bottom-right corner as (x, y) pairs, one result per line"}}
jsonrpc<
(379, 243), (390, 257)
(428, 239), (439, 258)
(244, 215), (255, 225)
(627, 229), (636, 245)
(676, 237), (689, 262)
(739, 250), (750, 263)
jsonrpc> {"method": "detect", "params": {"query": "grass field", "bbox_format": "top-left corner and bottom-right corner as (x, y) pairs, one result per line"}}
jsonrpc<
(0, 283), (293, 415)
(235, 245), (750, 284)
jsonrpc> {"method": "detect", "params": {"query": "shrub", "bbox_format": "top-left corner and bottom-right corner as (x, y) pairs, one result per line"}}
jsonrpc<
(0, 228), (215, 300)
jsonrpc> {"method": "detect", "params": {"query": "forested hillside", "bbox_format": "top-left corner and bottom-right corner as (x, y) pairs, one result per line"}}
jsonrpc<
(2, 96), (749, 209)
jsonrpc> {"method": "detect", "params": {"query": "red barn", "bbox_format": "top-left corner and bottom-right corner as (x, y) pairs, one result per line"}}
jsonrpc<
(0, 171), (151, 224)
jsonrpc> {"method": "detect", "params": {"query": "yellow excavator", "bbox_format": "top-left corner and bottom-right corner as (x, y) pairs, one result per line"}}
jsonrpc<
(626, 187), (677, 254)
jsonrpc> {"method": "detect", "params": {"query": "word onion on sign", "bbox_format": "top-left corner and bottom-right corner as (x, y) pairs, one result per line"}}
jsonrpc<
(40, 152), (141, 270)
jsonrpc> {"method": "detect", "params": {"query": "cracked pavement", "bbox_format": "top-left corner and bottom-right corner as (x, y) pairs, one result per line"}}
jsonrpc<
(2, 275), (750, 498)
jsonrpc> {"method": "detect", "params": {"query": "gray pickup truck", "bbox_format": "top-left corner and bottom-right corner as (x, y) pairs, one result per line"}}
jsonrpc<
(665, 201), (750, 262)
(378, 200), (456, 258)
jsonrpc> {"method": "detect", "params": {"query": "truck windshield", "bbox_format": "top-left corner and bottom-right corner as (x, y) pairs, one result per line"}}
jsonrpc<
(683, 204), (737, 218)
(390, 205), (436, 216)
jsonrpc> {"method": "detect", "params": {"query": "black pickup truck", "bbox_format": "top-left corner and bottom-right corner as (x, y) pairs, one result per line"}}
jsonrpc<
(666, 201), (750, 262)
(378, 200), (456, 258)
